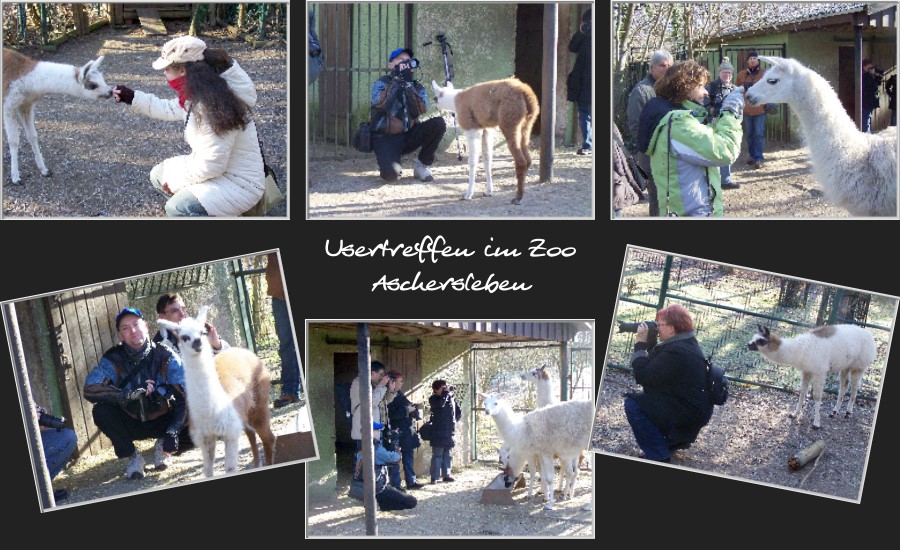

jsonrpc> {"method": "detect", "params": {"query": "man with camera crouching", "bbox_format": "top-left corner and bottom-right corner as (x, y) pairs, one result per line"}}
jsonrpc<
(386, 371), (426, 491)
(83, 308), (187, 480)
(427, 379), (462, 483)
(37, 405), (78, 501)
(624, 304), (714, 463)
(370, 47), (447, 182)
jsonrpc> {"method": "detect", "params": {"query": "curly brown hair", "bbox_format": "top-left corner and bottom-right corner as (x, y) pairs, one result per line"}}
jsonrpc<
(175, 48), (251, 137)
(654, 60), (709, 106)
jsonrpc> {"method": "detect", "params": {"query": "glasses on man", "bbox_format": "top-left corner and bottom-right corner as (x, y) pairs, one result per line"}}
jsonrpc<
(166, 307), (187, 315)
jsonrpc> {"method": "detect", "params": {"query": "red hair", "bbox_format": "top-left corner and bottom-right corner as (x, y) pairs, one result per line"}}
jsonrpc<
(656, 304), (694, 333)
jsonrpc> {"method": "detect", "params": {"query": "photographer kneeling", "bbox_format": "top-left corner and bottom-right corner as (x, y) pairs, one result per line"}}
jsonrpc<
(370, 47), (447, 182)
(624, 304), (714, 462)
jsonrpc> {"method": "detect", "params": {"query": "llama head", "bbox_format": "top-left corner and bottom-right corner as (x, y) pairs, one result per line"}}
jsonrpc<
(745, 56), (807, 107)
(521, 364), (550, 382)
(157, 306), (210, 358)
(77, 56), (114, 100)
(432, 80), (458, 112)
(748, 324), (773, 351)
(478, 392), (509, 417)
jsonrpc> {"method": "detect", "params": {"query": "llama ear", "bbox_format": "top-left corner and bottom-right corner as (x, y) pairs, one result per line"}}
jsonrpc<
(94, 55), (105, 69)
(763, 326), (771, 337)
(539, 364), (547, 371)
(158, 319), (180, 333)
(196, 306), (209, 324)
(757, 323), (764, 334)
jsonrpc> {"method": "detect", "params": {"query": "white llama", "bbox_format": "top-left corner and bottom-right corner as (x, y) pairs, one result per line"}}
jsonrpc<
(480, 392), (593, 510)
(745, 56), (896, 216)
(432, 78), (539, 204)
(748, 324), (875, 429)
(159, 307), (276, 477)
(3, 48), (113, 185)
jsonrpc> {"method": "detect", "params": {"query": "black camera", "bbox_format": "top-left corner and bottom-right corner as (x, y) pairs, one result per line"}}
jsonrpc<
(617, 320), (659, 348)
(36, 407), (66, 431)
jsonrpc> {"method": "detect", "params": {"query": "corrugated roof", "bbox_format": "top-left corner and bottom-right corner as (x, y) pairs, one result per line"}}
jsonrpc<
(311, 321), (591, 343)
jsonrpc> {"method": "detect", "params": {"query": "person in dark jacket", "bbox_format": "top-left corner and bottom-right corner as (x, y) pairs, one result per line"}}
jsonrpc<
(309, 10), (323, 85)
(862, 59), (884, 133)
(624, 304), (714, 462)
(427, 379), (462, 483)
(567, 8), (592, 155)
(386, 371), (426, 490)
(885, 73), (897, 126)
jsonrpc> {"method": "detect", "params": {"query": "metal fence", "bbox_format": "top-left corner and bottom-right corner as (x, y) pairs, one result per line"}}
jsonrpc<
(230, 255), (279, 375)
(606, 249), (895, 400)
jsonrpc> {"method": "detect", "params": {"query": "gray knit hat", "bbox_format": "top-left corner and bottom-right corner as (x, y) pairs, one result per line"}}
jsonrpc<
(719, 57), (734, 73)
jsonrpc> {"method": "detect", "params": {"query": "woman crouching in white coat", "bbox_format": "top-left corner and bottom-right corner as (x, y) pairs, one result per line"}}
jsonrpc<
(113, 36), (264, 217)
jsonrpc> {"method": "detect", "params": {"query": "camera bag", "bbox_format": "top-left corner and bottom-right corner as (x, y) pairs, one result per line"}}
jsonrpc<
(353, 122), (374, 153)
(705, 356), (729, 406)
(418, 418), (434, 441)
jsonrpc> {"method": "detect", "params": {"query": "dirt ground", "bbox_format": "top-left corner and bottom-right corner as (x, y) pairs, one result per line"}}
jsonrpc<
(307, 140), (594, 218)
(44, 360), (313, 510)
(1, 22), (287, 218)
(306, 459), (594, 537)
(618, 141), (853, 218)
(592, 368), (878, 502)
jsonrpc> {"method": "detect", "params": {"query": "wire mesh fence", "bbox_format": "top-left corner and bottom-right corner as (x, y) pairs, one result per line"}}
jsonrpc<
(606, 249), (895, 400)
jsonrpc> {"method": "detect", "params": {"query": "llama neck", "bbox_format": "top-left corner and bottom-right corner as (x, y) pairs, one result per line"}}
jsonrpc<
(788, 70), (867, 157)
(762, 336), (802, 364)
(27, 61), (87, 98)
(182, 349), (229, 409)
(492, 403), (521, 441)
(535, 378), (555, 407)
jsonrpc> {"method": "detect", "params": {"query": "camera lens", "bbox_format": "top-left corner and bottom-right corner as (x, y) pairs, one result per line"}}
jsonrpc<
(409, 58), (419, 68)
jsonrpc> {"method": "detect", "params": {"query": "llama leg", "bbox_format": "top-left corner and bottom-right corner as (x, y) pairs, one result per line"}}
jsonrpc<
(4, 104), (22, 184)
(501, 124), (527, 205)
(831, 370), (849, 418)
(565, 458), (578, 500)
(483, 128), (494, 197)
(791, 371), (811, 419)
(846, 369), (864, 418)
(200, 436), (217, 477)
(20, 103), (51, 177)
(224, 436), (240, 473)
(464, 129), (481, 200)
(539, 455), (556, 510)
(244, 429), (260, 468)
(810, 375), (826, 429)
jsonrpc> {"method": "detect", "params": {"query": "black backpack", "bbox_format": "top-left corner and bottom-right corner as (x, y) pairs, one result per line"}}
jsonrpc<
(705, 356), (729, 406)
(353, 122), (373, 153)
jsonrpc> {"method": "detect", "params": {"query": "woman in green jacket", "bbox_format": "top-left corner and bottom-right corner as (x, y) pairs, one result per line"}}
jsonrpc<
(637, 60), (745, 217)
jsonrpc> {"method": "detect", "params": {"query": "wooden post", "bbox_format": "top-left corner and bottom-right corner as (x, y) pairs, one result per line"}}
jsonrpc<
(258, 3), (268, 40)
(357, 324), (377, 536)
(788, 439), (827, 471)
(539, 3), (558, 183)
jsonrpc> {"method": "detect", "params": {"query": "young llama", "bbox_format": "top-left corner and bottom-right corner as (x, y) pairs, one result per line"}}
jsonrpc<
(159, 307), (276, 477)
(432, 78), (539, 204)
(3, 48), (113, 185)
(745, 56), (896, 216)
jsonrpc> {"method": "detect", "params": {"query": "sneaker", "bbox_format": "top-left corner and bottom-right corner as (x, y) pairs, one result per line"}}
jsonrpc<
(576, 148), (592, 156)
(745, 158), (756, 165)
(754, 160), (764, 169)
(154, 438), (172, 470)
(721, 180), (741, 190)
(274, 393), (302, 408)
(442, 476), (456, 482)
(125, 450), (145, 480)
(414, 159), (434, 182)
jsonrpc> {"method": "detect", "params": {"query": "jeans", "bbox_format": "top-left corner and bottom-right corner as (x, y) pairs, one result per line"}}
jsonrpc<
(388, 439), (418, 487)
(165, 190), (208, 217)
(863, 108), (874, 133)
(743, 113), (766, 162)
(720, 163), (732, 184)
(309, 55), (323, 85)
(41, 428), (78, 479)
(430, 446), (452, 480)
(577, 102), (592, 150)
(272, 297), (299, 398)
(92, 403), (173, 458)
(624, 396), (670, 462)
(373, 117), (447, 181)
(891, 109), (896, 127)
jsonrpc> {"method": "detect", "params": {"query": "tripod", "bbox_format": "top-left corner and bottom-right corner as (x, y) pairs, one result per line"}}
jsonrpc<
(423, 34), (463, 160)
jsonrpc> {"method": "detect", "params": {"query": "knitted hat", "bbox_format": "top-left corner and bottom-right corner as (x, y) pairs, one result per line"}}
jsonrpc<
(747, 50), (759, 59)
(152, 36), (207, 70)
(719, 57), (734, 73)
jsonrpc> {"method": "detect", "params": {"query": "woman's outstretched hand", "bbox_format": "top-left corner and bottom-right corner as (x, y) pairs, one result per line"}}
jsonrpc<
(113, 85), (135, 105)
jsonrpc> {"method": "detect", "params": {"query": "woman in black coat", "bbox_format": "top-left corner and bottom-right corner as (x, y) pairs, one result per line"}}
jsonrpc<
(624, 304), (714, 462)
(427, 379), (462, 483)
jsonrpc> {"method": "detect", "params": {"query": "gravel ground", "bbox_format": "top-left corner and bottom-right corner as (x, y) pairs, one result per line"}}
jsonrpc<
(45, 358), (312, 510)
(306, 459), (594, 537)
(2, 21), (287, 218)
(307, 140), (594, 218)
(617, 141), (853, 218)
(592, 368), (879, 502)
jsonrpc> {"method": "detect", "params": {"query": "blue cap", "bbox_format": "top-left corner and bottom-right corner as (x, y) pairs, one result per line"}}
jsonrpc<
(115, 307), (143, 330)
(373, 421), (384, 430)
(389, 47), (413, 62)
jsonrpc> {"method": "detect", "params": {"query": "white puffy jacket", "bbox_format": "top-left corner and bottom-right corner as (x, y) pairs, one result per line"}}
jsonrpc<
(131, 61), (265, 216)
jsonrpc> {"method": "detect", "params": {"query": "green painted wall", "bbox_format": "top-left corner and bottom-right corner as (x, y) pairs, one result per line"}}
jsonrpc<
(306, 325), (470, 502)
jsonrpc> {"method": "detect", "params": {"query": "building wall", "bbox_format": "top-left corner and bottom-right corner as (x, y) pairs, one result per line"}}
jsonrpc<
(306, 325), (470, 502)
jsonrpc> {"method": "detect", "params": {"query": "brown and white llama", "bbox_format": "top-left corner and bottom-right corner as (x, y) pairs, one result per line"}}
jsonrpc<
(432, 78), (539, 204)
(159, 307), (276, 477)
(2, 48), (113, 185)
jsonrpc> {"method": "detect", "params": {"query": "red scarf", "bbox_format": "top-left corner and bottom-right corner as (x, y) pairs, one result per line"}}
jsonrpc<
(167, 76), (189, 110)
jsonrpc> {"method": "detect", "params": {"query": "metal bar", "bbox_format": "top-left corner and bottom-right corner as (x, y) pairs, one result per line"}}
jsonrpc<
(357, 323), (377, 536)
(829, 288), (845, 325)
(539, 3), (558, 182)
(560, 341), (569, 401)
(232, 259), (256, 353)
(657, 255), (673, 310)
